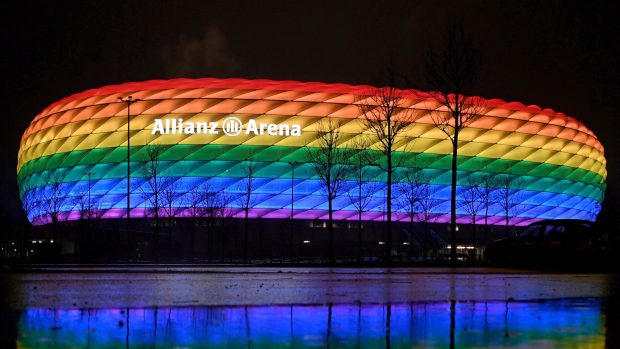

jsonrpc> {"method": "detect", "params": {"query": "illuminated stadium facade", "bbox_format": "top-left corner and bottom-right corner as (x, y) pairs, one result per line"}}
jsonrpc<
(17, 78), (606, 226)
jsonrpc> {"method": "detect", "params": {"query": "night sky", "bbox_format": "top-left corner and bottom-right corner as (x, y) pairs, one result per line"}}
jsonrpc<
(1, 0), (618, 227)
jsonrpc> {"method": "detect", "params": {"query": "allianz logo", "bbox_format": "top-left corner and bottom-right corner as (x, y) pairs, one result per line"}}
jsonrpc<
(151, 117), (302, 137)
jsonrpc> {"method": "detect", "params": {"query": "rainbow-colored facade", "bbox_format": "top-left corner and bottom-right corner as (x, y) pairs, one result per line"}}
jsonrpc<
(17, 78), (606, 225)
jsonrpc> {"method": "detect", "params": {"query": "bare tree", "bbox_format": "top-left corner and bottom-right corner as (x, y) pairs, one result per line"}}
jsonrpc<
(19, 181), (38, 223)
(161, 177), (179, 243)
(41, 171), (68, 249)
(199, 181), (221, 261)
(305, 119), (351, 264)
(346, 137), (378, 262)
(396, 166), (430, 261)
(200, 186), (220, 221)
(216, 189), (235, 262)
(215, 190), (234, 220)
(141, 145), (165, 260)
(479, 168), (497, 244)
(19, 181), (39, 258)
(238, 161), (258, 263)
(461, 173), (486, 246)
(185, 186), (205, 260)
(76, 192), (95, 221)
(493, 172), (524, 236)
(75, 189), (95, 257)
(87, 199), (105, 258)
(417, 180), (437, 260)
(184, 181), (233, 261)
(356, 68), (417, 264)
(425, 24), (482, 263)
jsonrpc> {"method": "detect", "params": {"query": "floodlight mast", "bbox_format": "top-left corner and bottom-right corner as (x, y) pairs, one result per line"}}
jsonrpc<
(118, 96), (140, 225)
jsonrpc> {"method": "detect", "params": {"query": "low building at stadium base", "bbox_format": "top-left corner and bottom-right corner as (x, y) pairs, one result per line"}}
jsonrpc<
(16, 78), (607, 257)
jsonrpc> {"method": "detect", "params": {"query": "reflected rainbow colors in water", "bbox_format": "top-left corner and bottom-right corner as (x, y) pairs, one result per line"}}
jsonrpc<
(17, 299), (603, 348)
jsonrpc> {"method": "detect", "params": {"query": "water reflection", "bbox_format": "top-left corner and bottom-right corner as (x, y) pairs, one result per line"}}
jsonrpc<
(17, 299), (603, 348)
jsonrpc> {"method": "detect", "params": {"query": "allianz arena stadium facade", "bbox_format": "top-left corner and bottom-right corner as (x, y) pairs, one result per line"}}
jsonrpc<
(17, 78), (606, 226)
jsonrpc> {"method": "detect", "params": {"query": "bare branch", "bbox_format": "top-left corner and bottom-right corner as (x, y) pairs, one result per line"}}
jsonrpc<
(460, 173), (486, 225)
(161, 177), (179, 218)
(493, 169), (524, 231)
(356, 84), (417, 173)
(354, 67), (421, 263)
(238, 160), (258, 211)
(346, 137), (378, 214)
(305, 118), (352, 263)
(396, 166), (431, 222)
(42, 171), (69, 224)
(417, 180), (438, 225)
(305, 118), (352, 203)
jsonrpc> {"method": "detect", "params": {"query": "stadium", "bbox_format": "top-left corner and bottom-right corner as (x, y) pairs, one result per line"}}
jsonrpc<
(17, 78), (606, 231)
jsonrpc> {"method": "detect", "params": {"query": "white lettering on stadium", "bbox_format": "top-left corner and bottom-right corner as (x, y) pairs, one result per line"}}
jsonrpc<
(151, 117), (302, 137)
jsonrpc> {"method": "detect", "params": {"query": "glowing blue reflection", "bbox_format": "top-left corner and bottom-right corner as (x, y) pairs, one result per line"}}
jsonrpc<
(17, 299), (604, 348)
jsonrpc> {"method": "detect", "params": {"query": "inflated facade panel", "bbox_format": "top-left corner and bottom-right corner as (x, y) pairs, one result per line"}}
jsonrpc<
(17, 78), (606, 225)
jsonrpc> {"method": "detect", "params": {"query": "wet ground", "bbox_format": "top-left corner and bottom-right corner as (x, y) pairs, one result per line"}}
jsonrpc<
(1, 267), (618, 348)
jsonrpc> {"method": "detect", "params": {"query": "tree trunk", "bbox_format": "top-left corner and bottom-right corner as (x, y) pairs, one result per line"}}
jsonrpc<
(289, 219), (294, 262)
(386, 154), (392, 266)
(328, 197), (334, 265)
(409, 216), (414, 261)
(472, 216), (477, 261)
(168, 214), (172, 244)
(207, 219), (213, 262)
(191, 217), (196, 260)
(223, 222), (230, 262)
(423, 223), (428, 261)
(52, 216), (60, 259)
(77, 219), (83, 258)
(154, 207), (159, 262)
(358, 210), (363, 263)
(484, 206), (489, 245)
(472, 216), (477, 245)
(450, 134), (458, 264)
(358, 183), (363, 263)
(243, 208), (249, 263)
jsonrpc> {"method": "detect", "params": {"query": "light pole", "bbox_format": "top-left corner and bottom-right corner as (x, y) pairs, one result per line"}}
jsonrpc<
(118, 96), (140, 224)
(289, 161), (297, 261)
